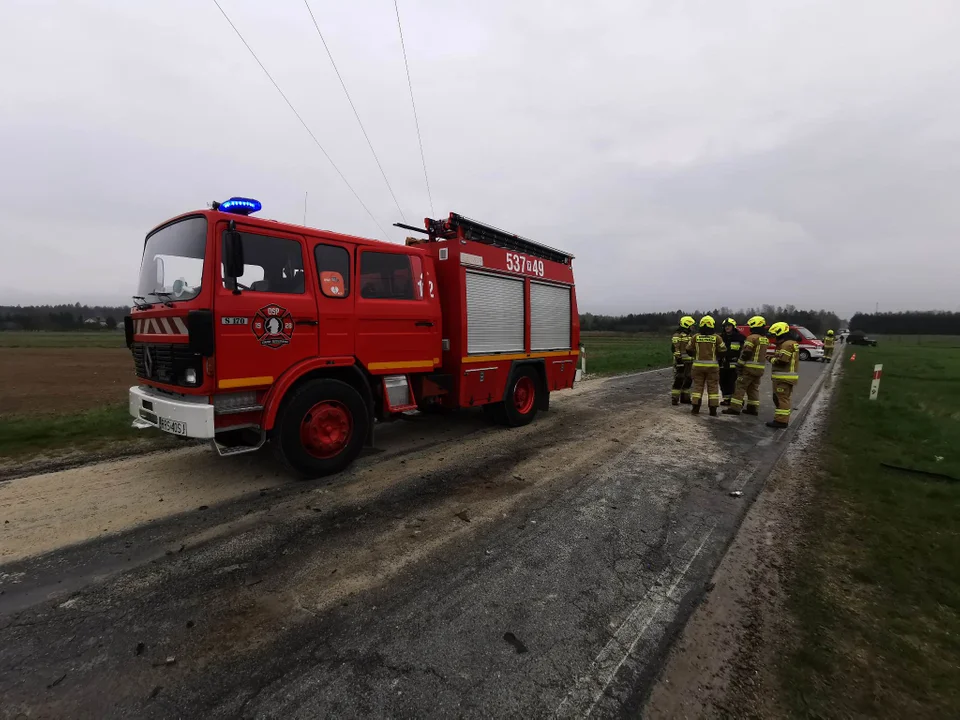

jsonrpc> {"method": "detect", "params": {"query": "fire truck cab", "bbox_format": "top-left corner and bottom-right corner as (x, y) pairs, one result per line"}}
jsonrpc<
(127, 199), (579, 477)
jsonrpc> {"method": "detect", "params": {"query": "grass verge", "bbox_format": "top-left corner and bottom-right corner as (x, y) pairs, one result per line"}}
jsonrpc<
(581, 334), (669, 375)
(781, 344), (960, 718)
(0, 404), (175, 460)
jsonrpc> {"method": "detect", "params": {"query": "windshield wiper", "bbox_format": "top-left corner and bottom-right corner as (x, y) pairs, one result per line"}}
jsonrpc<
(132, 296), (153, 309)
(146, 292), (175, 308)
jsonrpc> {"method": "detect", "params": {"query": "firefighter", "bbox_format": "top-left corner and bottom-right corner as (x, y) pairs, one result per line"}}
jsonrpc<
(722, 315), (768, 417)
(670, 316), (696, 405)
(687, 316), (726, 416)
(767, 321), (799, 429)
(823, 329), (835, 362)
(718, 318), (745, 404)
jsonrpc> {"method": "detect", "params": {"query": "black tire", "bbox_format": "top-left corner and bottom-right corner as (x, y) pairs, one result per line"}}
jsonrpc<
(799, 349), (811, 361)
(500, 366), (541, 427)
(272, 378), (368, 479)
(482, 402), (507, 424)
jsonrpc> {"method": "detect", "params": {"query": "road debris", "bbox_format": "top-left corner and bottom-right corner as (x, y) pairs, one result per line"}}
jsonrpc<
(503, 632), (529, 654)
(729, 491), (744, 497)
(455, 510), (471, 523)
(135, 642), (145, 656)
(47, 673), (67, 689)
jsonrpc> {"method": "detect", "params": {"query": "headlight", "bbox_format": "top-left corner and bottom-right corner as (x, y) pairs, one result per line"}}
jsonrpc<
(184, 368), (198, 385)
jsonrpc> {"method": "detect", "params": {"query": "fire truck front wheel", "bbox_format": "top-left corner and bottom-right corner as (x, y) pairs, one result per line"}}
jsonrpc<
(272, 378), (368, 479)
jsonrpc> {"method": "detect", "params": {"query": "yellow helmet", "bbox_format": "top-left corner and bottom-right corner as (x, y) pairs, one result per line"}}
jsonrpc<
(769, 321), (791, 337)
(724, 317), (737, 327)
(826, 329), (835, 336)
(699, 315), (715, 329)
(679, 316), (695, 329)
(747, 315), (766, 329)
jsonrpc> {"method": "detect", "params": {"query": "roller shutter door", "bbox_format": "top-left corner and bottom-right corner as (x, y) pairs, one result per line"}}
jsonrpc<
(530, 282), (571, 351)
(466, 271), (524, 354)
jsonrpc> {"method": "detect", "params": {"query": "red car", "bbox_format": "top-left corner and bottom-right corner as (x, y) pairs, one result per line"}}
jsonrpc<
(735, 324), (825, 362)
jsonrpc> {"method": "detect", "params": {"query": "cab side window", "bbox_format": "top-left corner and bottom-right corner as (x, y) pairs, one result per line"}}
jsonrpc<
(314, 244), (351, 299)
(222, 231), (304, 294)
(360, 252), (423, 300)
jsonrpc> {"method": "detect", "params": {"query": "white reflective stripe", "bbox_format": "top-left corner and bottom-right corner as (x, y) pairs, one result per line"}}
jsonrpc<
(160, 317), (173, 334)
(148, 318), (160, 334)
(135, 319), (142, 333)
(173, 317), (188, 334)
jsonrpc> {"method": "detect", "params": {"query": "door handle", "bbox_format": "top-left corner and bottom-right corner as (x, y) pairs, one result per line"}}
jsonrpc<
(296, 319), (318, 326)
(415, 321), (434, 327)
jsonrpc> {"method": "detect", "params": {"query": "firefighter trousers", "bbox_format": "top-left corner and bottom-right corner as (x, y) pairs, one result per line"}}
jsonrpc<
(729, 368), (763, 413)
(671, 362), (693, 402)
(691, 365), (721, 407)
(772, 380), (796, 425)
(719, 365), (738, 397)
(824, 346), (834, 361)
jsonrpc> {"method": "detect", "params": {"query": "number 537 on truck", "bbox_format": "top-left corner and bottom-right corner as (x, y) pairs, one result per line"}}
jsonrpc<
(127, 198), (580, 478)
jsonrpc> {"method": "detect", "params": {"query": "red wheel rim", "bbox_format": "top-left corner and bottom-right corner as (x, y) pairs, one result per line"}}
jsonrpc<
(300, 401), (353, 459)
(513, 376), (536, 415)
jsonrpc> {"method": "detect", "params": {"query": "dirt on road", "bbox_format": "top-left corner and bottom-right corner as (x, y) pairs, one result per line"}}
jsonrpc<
(645, 364), (837, 719)
(0, 365), (830, 719)
(1, 347), (133, 417)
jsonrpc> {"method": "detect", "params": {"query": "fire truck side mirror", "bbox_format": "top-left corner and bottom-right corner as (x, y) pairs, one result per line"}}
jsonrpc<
(223, 230), (245, 289)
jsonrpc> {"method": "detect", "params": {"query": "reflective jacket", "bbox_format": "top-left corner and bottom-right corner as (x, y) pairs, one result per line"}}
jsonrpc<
(671, 330), (693, 365)
(687, 333), (727, 368)
(770, 339), (800, 384)
(823, 336), (835, 349)
(738, 333), (770, 374)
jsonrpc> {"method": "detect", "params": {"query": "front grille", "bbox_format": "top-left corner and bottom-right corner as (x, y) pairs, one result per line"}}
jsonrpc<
(132, 343), (201, 386)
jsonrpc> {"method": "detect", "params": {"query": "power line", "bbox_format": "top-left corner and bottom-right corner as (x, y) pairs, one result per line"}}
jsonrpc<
(303, 0), (406, 222)
(210, 0), (390, 240)
(393, 0), (435, 217)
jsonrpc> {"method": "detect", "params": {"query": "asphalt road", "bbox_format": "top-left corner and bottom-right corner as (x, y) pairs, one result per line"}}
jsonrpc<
(0, 360), (830, 719)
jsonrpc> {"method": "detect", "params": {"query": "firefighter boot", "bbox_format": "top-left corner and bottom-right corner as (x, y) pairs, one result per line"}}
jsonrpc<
(743, 406), (759, 416)
(672, 397), (680, 406)
(709, 406), (718, 417)
(691, 404), (701, 415)
(721, 407), (740, 415)
(680, 396), (692, 405)
(766, 420), (788, 430)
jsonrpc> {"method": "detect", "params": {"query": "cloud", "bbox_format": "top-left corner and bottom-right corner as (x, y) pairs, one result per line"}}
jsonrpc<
(2, 0), (960, 318)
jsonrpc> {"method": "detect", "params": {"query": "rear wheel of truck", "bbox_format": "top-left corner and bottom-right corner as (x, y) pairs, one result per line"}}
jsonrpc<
(499, 366), (540, 427)
(273, 378), (368, 479)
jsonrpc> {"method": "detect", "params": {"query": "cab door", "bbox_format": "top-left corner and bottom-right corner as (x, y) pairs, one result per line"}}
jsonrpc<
(214, 221), (319, 392)
(313, 241), (355, 357)
(354, 248), (441, 375)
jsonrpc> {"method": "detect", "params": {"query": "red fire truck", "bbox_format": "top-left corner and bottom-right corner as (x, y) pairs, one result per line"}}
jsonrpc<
(127, 199), (580, 477)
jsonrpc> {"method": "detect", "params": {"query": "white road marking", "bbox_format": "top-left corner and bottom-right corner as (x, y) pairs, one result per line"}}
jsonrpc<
(555, 523), (717, 718)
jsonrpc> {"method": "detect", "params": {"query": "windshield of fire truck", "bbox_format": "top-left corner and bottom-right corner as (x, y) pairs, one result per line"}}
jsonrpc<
(137, 217), (206, 303)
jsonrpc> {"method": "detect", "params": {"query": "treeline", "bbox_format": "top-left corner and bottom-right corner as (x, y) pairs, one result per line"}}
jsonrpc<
(0, 304), (129, 331)
(849, 311), (960, 335)
(582, 306), (843, 336)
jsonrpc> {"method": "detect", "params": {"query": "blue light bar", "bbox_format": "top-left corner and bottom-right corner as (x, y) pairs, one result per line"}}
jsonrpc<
(219, 197), (262, 215)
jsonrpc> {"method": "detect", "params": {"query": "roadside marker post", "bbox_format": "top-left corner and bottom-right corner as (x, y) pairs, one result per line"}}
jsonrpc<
(869, 364), (883, 400)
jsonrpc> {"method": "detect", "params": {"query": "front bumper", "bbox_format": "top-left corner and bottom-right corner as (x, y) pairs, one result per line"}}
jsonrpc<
(129, 385), (215, 439)
(804, 346), (825, 359)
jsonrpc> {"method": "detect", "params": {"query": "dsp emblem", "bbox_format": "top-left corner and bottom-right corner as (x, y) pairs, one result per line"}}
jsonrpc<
(252, 304), (294, 349)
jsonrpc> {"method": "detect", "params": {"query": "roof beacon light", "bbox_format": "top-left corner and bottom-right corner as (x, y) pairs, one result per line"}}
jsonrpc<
(219, 197), (262, 216)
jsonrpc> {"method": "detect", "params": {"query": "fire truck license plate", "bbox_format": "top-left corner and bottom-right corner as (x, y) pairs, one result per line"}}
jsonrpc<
(158, 417), (187, 436)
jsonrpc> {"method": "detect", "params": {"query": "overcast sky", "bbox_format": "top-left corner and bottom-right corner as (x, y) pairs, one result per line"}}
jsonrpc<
(2, 0), (958, 318)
